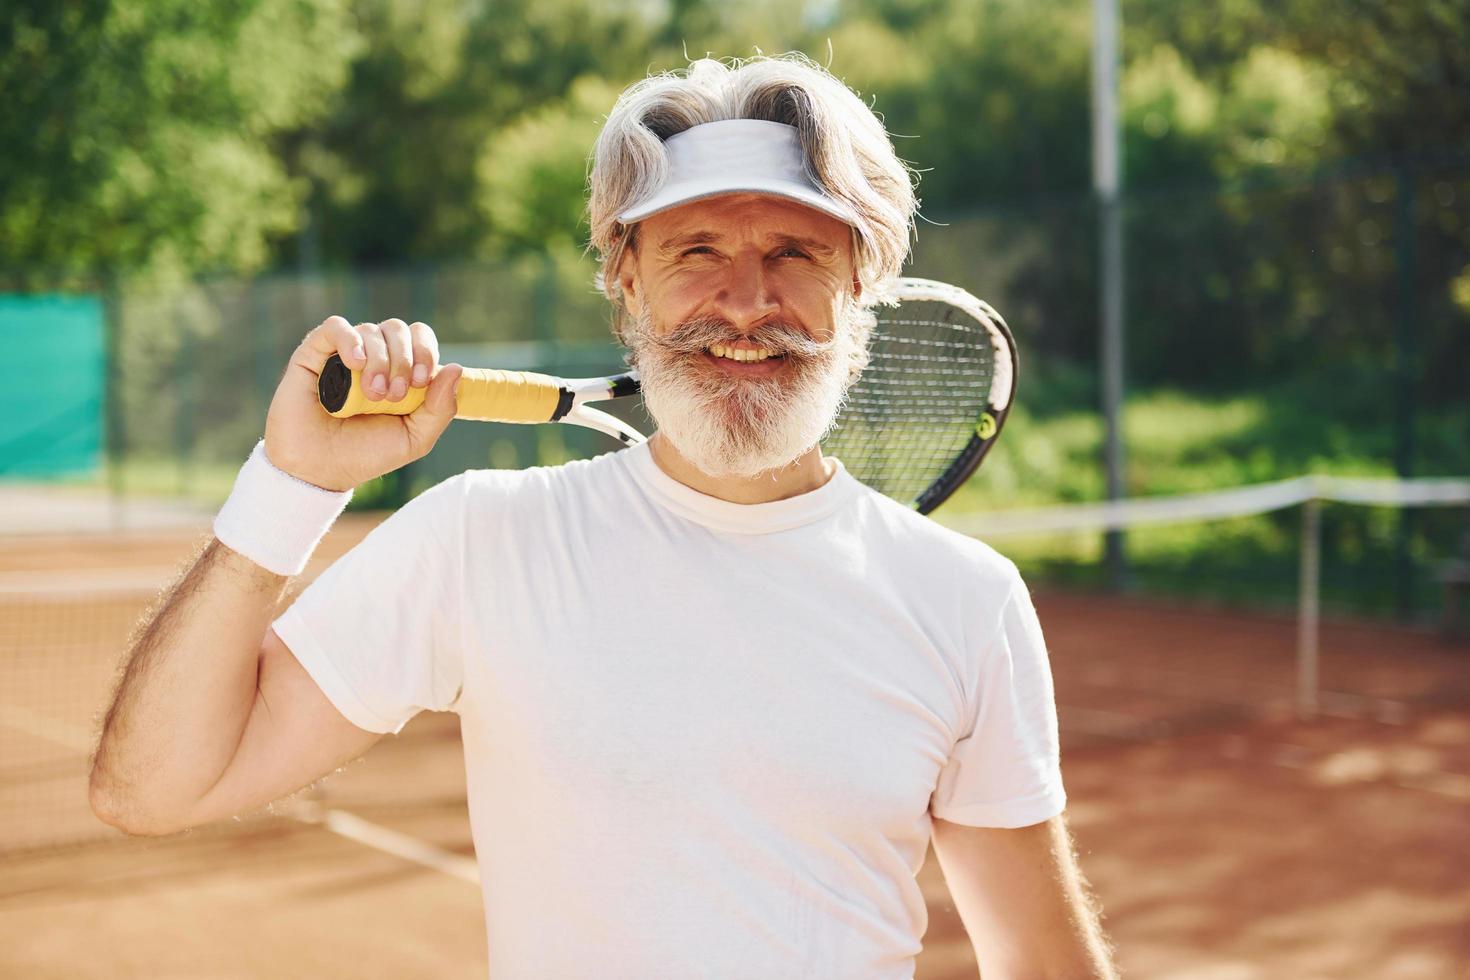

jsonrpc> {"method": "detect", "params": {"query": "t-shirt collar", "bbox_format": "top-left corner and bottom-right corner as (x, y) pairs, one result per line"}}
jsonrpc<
(623, 439), (862, 534)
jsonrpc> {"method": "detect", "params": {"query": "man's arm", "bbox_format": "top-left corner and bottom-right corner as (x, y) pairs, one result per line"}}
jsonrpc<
(88, 540), (381, 835)
(89, 315), (461, 836)
(931, 812), (1117, 980)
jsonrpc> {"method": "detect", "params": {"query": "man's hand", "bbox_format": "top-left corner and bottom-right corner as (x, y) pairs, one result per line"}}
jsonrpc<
(264, 316), (463, 492)
(931, 813), (1117, 979)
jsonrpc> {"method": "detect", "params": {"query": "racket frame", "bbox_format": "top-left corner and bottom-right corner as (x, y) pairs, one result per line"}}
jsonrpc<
(872, 277), (1018, 514)
(552, 373), (644, 446)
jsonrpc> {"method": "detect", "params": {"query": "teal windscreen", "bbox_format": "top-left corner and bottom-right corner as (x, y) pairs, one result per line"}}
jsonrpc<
(0, 294), (105, 478)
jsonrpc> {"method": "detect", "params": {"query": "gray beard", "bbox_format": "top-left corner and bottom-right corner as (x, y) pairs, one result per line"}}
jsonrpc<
(625, 303), (871, 480)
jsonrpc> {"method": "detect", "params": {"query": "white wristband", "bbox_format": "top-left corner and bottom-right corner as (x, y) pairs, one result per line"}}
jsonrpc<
(213, 440), (354, 576)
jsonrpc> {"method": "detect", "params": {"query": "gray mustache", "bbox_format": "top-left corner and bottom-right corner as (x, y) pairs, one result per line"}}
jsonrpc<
(651, 317), (835, 359)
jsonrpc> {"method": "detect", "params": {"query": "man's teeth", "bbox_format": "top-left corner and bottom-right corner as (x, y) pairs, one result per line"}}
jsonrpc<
(708, 344), (777, 362)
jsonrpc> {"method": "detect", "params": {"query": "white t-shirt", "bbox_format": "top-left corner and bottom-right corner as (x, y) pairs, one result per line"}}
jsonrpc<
(272, 441), (1065, 979)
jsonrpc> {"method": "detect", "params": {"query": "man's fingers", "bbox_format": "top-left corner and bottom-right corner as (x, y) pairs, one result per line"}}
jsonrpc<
(425, 362), (463, 417)
(380, 318), (414, 402)
(403, 363), (463, 455)
(287, 315), (434, 410)
(409, 322), (439, 388)
(360, 323), (390, 401)
(295, 316), (366, 375)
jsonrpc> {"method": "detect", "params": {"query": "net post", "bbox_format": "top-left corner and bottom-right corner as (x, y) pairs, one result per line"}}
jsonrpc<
(1297, 495), (1322, 720)
(101, 270), (127, 534)
(1392, 164), (1419, 620)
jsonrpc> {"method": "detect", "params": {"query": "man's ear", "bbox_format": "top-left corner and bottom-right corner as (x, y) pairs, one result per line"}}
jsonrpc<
(851, 274), (863, 304)
(616, 245), (643, 320)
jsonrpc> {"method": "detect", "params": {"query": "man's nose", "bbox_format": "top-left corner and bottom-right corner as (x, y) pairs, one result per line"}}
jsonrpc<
(710, 254), (780, 330)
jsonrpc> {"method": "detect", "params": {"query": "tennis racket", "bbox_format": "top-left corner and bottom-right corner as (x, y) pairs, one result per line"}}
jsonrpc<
(317, 276), (1016, 514)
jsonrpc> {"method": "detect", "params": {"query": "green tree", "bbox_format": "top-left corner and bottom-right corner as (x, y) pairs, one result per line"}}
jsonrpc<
(289, 0), (655, 267)
(0, 0), (358, 285)
(476, 76), (627, 256)
(832, 0), (1094, 205)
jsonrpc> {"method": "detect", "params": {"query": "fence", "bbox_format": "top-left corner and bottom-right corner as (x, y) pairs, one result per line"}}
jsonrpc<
(1, 159), (1467, 617)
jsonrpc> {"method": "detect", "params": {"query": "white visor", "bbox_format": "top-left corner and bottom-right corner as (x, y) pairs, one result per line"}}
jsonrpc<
(616, 119), (860, 227)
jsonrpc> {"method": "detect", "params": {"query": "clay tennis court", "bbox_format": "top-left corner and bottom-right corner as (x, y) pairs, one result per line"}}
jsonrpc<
(3, 518), (1468, 979)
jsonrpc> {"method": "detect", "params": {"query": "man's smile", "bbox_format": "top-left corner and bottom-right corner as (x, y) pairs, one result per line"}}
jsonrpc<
(708, 342), (778, 362)
(699, 344), (790, 377)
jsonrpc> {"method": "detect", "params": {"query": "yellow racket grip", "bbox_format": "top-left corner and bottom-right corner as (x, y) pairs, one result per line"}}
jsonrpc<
(318, 355), (566, 423)
(454, 367), (564, 422)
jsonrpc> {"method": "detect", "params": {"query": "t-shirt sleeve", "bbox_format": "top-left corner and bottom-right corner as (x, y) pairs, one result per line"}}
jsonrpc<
(270, 473), (467, 735)
(929, 564), (1066, 828)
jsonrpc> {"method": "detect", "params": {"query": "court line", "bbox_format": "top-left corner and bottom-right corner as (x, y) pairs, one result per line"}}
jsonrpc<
(1393, 772), (1470, 802)
(0, 703), (96, 754)
(0, 568), (177, 595)
(288, 800), (481, 885)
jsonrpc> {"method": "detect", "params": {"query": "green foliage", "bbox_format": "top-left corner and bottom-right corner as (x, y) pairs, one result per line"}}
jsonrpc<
(7, 0), (1468, 288)
(287, 0), (654, 266)
(477, 76), (626, 255)
(1121, 41), (1333, 184)
(1279, 0), (1470, 160)
(0, 0), (357, 285)
(829, 0), (1094, 206)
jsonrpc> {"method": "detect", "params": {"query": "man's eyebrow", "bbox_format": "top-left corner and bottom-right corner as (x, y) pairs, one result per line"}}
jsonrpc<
(772, 234), (839, 258)
(655, 231), (840, 258)
(656, 231), (723, 256)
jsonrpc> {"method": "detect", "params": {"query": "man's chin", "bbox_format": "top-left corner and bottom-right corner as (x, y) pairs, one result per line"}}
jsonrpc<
(711, 395), (782, 427)
(691, 455), (807, 481)
(654, 427), (810, 481)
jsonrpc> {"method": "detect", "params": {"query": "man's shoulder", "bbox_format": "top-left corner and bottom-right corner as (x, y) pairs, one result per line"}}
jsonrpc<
(849, 482), (1020, 591)
(453, 447), (633, 509)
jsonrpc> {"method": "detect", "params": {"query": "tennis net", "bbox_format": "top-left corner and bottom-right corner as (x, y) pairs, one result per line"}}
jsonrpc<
(942, 475), (1470, 741)
(1, 573), (174, 851)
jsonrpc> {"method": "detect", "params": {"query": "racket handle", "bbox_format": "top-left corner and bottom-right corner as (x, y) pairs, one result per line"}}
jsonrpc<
(318, 355), (567, 423)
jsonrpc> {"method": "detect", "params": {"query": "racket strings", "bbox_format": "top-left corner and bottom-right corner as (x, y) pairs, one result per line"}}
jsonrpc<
(824, 298), (1004, 506)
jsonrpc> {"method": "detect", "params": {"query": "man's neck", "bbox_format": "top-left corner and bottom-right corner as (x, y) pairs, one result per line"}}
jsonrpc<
(647, 433), (835, 504)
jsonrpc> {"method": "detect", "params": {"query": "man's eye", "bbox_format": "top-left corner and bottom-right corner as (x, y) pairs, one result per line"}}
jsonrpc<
(682, 247), (713, 256)
(777, 248), (809, 259)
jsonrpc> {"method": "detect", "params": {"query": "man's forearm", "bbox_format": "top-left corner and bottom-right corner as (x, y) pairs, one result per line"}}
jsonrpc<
(992, 820), (1118, 980)
(1061, 827), (1117, 979)
(934, 813), (1118, 980)
(1039, 870), (1117, 980)
(89, 539), (289, 834)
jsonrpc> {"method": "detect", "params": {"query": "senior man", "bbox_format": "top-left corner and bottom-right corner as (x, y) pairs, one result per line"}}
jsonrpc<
(91, 54), (1117, 978)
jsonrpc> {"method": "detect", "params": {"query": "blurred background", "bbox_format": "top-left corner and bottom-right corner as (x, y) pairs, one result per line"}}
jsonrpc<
(2, 1), (1467, 978)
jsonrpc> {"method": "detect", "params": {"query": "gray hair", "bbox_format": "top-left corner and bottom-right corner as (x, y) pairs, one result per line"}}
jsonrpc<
(587, 53), (919, 342)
